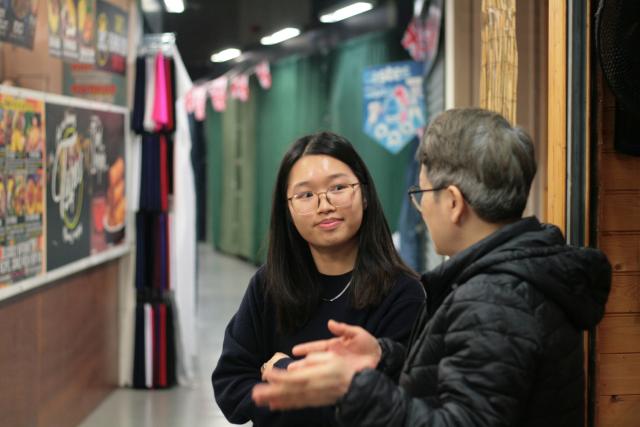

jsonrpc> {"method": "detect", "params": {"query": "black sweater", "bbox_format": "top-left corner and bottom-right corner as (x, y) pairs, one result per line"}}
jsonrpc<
(212, 266), (425, 426)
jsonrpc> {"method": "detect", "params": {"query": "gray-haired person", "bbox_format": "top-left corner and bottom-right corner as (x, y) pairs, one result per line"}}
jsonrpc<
(252, 108), (612, 427)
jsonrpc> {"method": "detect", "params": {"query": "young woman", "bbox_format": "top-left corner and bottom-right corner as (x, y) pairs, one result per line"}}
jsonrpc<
(212, 131), (425, 426)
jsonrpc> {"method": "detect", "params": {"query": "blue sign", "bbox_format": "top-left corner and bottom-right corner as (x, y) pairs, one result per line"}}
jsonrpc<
(363, 61), (425, 154)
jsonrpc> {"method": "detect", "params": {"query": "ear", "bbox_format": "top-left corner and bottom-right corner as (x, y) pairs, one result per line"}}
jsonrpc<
(446, 185), (466, 224)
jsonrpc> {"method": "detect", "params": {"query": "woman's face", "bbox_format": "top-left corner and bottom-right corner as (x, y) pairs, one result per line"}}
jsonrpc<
(286, 154), (364, 251)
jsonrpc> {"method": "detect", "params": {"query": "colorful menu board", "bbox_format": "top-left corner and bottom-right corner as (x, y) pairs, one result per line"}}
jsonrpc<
(0, 86), (126, 287)
(0, 93), (45, 284)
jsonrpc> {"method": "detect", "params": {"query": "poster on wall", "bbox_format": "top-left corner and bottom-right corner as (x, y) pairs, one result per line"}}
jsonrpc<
(95, 0), (127, 74)
(47, 0), (63, 57)
(63, 62), (127, 106)
(0, 0), (39, 49)
(0, 94), (45, 286)
(45, 103), (125, 271)
(86, 108), (125, 254)
(48, 0), (97, 63)
(47, 0), (127, 71)
(77, 0), (97, 63)
(61, 0), (79, 61)
(362, 61), (426, 154)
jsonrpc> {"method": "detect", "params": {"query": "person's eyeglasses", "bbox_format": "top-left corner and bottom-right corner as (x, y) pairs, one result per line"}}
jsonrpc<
(407, 185), (445, 212)
(288, 183), (361, 215)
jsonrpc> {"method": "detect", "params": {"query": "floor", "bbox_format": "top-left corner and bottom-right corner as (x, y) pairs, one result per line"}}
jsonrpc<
(78, 244), (256, 427)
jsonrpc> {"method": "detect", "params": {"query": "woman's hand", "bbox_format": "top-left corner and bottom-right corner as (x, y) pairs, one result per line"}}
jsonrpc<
(261, 352), (290, 381)
(291, 319), (381, 372)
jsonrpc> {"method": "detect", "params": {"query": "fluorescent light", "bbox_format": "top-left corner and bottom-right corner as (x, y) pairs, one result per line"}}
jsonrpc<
(210, 48), (241, 63)
(163, 0), (185, 13)
(141, 0), (161, 12)
(260, 27), (301, 46)
(320, 2), (373, 23)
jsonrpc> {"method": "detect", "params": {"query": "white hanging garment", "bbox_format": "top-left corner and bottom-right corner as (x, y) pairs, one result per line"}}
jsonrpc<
(144, 303), (153, 389)
(127, 133), (141, 213)
(169, 44), (197, 385)
(143, 56), (156, 132)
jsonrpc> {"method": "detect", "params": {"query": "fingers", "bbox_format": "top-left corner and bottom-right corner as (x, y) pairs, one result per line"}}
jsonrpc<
(264, 353), (335, 383)
(253, 383), (309, 410)
(253, 383), (296, 409)
(292, 338), (339, 356)
(287, 352), (334, 371)
(292, 321), (362, 357)
(327, 319), (361, 338)
(262, 365), (311, 384)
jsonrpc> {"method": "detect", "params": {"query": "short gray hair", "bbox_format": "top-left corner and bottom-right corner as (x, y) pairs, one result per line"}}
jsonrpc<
(418, 108), (536, 223)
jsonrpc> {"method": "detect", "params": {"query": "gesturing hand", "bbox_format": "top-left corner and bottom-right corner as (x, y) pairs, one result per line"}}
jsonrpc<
(253, 351), (355, 410)
(290, 319), (381, 373)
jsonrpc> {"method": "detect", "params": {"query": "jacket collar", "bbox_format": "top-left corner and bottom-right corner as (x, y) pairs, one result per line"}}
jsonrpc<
(420, 217), (542, 313)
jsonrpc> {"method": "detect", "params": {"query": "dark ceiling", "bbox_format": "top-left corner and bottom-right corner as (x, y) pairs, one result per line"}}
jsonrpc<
(142, 0), (412, 81)
(142, 0), (340, 80)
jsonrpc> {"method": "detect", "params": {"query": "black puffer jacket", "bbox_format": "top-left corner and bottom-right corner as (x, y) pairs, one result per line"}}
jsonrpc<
(336, 217), (611, 427)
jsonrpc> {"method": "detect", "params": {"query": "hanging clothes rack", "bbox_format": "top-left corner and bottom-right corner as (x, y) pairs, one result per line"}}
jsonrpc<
(131, 33), (179, 389)
(138, 32), (176, 56)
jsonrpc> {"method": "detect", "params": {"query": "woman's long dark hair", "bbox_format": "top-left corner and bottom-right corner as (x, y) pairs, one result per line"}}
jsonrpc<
(266, 131), (417, 334)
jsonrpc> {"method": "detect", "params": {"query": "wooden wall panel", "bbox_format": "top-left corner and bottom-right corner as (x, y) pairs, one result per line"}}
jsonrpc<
(547, 0), (567, 232)
(599, 354), (640, 395)
(38, 263), (119, 427)
(0, 261), (119, 427)
(0, 294), (38, 427)
(605, 274), (640, 313)
(598, 315), (640, 354)
(600, 106), (616, 152)
(600, 194), (640, 232)
(600, 153), (640, 191)
(595, 65), (640, 425)
(599, 234), (640, 273)
(597, 395), (640, 427)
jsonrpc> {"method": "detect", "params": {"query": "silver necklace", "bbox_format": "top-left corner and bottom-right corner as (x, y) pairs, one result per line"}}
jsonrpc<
(322, 279), (352, 302)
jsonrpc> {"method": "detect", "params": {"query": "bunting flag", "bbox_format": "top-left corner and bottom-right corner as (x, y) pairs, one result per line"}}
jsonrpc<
(193, 86), (208, 121)
(255, 61), (272, 89)
(230, 74), (250, 102)
(401, 4), (441, 64)
(185, 87), (195, 114)
(185, 85), (207, 121)
(208, 77), (228, 112)
(401, 17), (424, 61)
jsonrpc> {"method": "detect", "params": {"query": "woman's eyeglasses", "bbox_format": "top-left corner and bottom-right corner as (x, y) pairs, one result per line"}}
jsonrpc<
(288, 183), (361, 215)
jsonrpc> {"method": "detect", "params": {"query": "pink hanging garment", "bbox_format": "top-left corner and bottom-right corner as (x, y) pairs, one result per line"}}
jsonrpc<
(152, 52), (169, 131)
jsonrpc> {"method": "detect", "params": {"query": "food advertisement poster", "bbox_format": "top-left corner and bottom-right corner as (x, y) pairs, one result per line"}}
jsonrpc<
(48, 0), (96, 61)
(48, 0), (125, 71)
(0, 93), (45, 286)
(0, 0), (39, 49)
(94, 0), (127, 74)
(45, 102), (125, 271)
